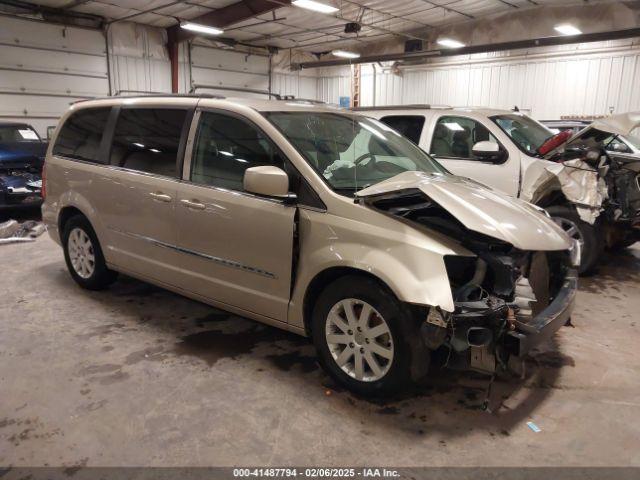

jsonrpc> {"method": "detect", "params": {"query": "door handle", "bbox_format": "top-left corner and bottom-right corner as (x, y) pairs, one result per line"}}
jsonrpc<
(180, 199), (206, 210)
(149, 192), (173, 203)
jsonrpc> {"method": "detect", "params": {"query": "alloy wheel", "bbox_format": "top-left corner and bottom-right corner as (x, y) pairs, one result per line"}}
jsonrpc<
(68, 227), (96, 279)
(325, 298), (394, 382)
(553, 216), (584, 248)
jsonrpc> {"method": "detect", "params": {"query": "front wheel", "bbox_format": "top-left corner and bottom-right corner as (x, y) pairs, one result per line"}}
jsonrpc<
(311, 276), (416, 396)
(547, 205), (603, 275)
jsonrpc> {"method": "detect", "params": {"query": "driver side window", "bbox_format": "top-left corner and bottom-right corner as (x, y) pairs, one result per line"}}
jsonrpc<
(430, 116), (497, 160)
(191, 111), (285, 191)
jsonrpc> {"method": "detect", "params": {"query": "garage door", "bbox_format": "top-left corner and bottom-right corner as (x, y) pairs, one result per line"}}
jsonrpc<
(189, 43), (270, 98)
(0, 15), (108, 137)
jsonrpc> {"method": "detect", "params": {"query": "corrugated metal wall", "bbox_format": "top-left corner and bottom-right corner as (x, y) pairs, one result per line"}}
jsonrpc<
(108, 23), (171, 95)
(315, 66), (351, 105)
(271, 72), (317, 100)
(0, 14), (108, 136)
(356, 39), (640, 119)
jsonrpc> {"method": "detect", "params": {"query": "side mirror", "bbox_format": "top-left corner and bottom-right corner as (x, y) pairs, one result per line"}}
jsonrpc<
(46, 126), (56, 141)
(244, 166), (290, 198)
(472, 141), (507, 163)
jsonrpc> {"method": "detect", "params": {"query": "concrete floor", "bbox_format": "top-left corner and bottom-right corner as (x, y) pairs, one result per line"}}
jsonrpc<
(1, 234), (639, 468)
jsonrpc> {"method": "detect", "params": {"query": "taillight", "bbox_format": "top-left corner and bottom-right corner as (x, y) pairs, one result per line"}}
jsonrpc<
(41, 162), (46, 199)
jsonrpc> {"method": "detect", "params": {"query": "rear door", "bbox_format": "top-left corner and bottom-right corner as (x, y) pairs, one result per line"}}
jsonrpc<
(101, 106), (192, 284)
(425, 114), (520, 196)
(174, 109), (296, 322)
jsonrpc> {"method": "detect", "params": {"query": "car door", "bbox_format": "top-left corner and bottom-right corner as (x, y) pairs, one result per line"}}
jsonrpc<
(100, 106), (191, 285)
(174, 109), (296, 323)
(425, 114), (520, 196)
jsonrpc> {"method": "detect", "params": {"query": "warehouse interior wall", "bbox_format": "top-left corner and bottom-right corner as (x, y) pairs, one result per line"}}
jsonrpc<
(0, 14), (108, 136)
(107, 22), (171, 96)
(2, 11), (640, 137)
(355, 37), (640, 119)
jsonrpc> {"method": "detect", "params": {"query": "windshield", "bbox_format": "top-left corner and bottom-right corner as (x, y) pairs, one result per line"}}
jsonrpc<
(0, 126), (41, 142)
(625, 133), (640, 151)
(492, 114), (553, 155)
(264, 112), (447, 194)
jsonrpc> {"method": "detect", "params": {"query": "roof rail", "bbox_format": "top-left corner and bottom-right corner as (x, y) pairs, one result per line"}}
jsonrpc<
(351, 104), (451, 111)
(70, 92), (225, 105)
(190, 83), (281, 99)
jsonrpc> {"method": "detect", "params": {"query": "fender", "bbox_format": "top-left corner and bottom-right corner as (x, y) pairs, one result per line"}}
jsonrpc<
(287, 208), (475, 330)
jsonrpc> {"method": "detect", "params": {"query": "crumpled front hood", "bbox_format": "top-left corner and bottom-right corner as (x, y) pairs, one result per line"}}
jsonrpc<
(551, 112), (640, 155)
(356, 172), (572, 251)
(589, 112), (640, 137)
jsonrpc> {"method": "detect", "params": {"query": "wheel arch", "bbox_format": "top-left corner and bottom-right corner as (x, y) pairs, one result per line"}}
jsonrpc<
(58, 205), (88, 234)
(302, 267), (399, 337)
(533, 188), (571, 209)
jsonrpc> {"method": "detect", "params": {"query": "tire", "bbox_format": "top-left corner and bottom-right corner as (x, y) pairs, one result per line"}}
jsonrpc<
(311, 275), (418, 396)
(62, 214), (117, 290)
(547, 205), (603, 275)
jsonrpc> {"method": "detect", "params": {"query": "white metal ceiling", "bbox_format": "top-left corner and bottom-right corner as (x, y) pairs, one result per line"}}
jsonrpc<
(29, 0), (610, 51)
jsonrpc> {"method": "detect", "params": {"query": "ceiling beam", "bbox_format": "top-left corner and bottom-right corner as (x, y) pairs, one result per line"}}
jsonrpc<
(293, 27), (640, 69)
(168, 0), (290, 42)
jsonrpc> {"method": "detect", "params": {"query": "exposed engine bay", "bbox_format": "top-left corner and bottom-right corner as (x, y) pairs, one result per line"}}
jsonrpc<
(0, 168), (42, 208)
(365, 189), (576, 375)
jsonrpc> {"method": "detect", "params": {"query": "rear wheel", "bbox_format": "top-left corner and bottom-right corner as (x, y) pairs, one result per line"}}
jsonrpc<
(311, 275), (416, 396)
(62, 215), (117, 290)
(547, 205), (602, 275)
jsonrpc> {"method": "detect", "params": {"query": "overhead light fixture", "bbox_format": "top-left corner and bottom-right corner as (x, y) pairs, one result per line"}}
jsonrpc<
(332, 50), (360, 59)
(437, 38), (465, 49)
(180, 22), (224, 36)
(554, 24), (582, 36)
(292, 0), (338, 14)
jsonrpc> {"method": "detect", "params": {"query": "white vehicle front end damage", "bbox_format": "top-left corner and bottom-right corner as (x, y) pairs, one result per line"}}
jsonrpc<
(521, 157), (609, 224)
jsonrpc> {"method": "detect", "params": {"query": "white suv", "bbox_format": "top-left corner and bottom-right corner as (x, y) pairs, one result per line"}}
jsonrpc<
(359, 106), (640, 273)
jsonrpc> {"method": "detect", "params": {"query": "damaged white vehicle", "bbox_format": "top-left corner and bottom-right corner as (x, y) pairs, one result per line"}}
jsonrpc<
(359, 107), (640, 273)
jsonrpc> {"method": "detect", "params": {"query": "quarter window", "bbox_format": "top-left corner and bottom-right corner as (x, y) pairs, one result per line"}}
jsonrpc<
(190, 111), (285, 191)
(379, 115), (425, 144)
(110, 108), (187, 178)
(430, 116), (498, 159)
(52, 107), (111, 163)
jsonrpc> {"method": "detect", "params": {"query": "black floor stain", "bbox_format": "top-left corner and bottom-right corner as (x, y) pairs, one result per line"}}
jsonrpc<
(173, 325), (306, 367)
(529, 351), (575, 368)
(195, 311), (233, 327)
(265, 350), (318, 373)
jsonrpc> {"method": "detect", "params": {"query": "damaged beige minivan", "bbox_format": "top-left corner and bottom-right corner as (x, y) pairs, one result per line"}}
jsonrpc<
(43, 96), (579, 395)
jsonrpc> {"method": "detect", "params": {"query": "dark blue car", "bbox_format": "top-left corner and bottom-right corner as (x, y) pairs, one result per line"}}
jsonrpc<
(0, 121), (46, 211)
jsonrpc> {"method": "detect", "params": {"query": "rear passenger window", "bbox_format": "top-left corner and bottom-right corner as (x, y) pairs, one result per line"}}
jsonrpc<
(52, 107), (111, 163)
(430, 115), (498, 159)
(380, 115), (425, 144)
(110, 108), (187, 178)
(190, 111), (285, 191)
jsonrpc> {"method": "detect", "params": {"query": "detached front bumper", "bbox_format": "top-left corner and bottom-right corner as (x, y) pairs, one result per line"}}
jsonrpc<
(504, 269), (578, 357)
